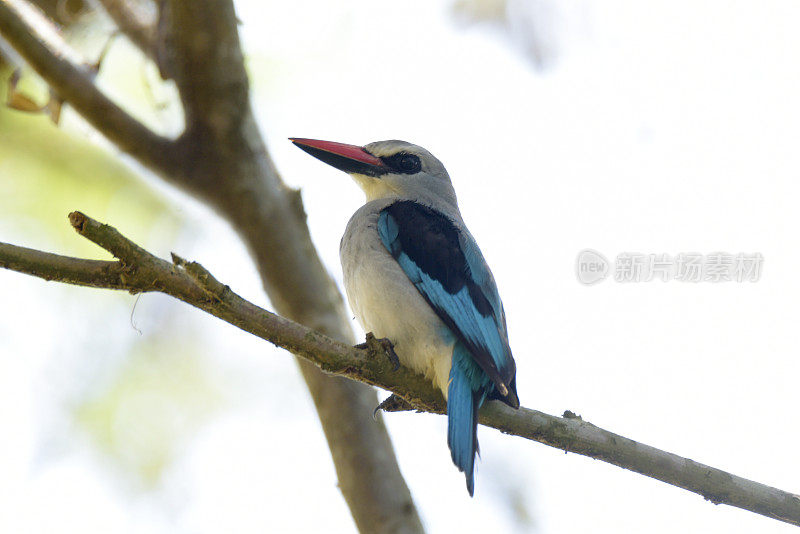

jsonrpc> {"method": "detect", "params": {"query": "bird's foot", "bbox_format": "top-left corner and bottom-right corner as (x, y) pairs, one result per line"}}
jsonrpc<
(356, 332), (400, 371)
(373, 394), (415, 419)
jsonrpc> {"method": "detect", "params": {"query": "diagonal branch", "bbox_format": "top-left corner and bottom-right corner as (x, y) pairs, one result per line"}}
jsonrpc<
(0, 0), (177, 174)
(153, 4), (425, 531)
(1, 212), (799, 528)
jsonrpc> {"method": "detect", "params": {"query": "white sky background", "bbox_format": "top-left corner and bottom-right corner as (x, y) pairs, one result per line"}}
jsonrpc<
(1, 0), (800, 533)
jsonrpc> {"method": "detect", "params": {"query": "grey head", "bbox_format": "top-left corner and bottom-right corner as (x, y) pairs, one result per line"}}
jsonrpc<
(290, 138), (460, 216)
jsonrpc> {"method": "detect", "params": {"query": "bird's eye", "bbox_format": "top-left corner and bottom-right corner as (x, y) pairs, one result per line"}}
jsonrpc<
(384, 153), (422, 174)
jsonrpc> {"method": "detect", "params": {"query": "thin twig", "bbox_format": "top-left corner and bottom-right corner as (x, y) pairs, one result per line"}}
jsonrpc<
(1, 212), (799, 527)
(94, 0), (157, 59)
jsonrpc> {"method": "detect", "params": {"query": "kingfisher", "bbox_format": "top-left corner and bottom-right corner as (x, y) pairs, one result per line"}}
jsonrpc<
(291, 138), (519, 496)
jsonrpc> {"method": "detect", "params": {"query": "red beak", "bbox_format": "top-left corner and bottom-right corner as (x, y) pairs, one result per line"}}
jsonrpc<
(290, 138), (387, 176)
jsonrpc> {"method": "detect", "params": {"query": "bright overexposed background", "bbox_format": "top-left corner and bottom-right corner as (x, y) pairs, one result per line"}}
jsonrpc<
(1, 1), (799, 532)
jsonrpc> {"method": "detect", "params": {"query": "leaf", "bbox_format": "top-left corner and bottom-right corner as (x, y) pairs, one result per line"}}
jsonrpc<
(5, 69), (45, 113)
(6, 88), (43, 113)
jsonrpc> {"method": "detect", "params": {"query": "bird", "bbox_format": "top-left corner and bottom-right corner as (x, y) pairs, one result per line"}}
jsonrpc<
(290, 138), (519, 496)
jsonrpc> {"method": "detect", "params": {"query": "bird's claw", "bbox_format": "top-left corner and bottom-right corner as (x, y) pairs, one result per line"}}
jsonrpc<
(356, 332), (401, 371)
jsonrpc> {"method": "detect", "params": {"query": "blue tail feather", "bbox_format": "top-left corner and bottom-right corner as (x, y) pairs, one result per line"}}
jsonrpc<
(447, 342), (491, 496)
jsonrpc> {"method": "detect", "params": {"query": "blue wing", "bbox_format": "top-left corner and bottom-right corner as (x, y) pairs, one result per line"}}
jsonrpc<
(377, 200), (518, 405)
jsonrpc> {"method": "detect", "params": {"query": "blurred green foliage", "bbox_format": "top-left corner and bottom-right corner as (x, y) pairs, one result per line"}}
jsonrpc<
(0, 70), (178, 253)
(74, 332), (226, 488)
(0, 55), (228, 489)
(0, 65), (179, 257)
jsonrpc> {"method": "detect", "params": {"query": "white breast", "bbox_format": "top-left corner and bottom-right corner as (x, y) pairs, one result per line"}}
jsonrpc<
(340, 201), (454, 395)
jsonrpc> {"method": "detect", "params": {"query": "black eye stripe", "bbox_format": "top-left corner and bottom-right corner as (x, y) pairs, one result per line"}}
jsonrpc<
(381, 153), (422, 174)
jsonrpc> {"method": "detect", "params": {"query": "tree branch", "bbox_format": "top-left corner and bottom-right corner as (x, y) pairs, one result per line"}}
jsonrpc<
(1, 212), (799, 528)
(0, 0), (177, 174)
(161, 0), (247, 133)
(154, 4), (426, 531)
